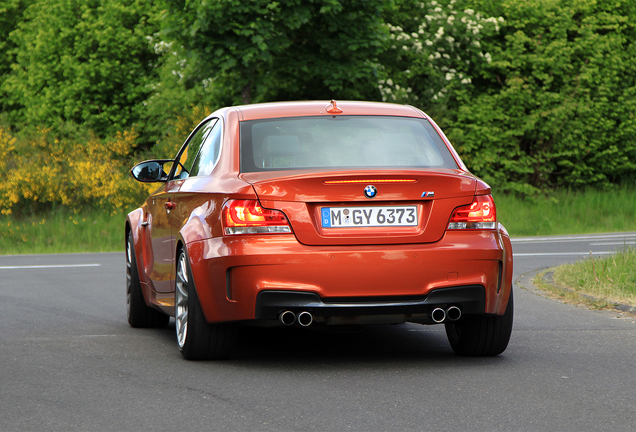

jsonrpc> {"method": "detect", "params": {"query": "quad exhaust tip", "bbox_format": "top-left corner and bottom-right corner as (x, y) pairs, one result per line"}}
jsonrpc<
(431, 308), (446, 323)
(279, 310), (313, 327)
(431, 306), (462, 323)
(279, 311), (296, 326)
(297, 311), (313, 327)
(446, 306), (462, 321)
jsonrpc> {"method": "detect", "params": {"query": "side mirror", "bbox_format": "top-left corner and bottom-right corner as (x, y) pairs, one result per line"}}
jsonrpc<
(130, 160), (172, 183)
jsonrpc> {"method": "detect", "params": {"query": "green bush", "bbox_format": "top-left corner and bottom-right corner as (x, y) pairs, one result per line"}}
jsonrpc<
(382, 0), (636, 195)
(2, 0), (160, 140)
(1, 0), (636, 219)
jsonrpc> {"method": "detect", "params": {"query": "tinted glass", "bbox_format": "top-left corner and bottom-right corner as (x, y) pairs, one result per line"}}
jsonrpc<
(190, 120), (222, 177)
(173, 119), (217, 179)
(240, 116), (458, 172)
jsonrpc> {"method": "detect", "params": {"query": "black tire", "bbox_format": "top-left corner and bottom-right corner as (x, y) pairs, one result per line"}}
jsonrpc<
(175, 248), (236, 360)
(445, 288), (514, 356)
(126, 231), (170, 328)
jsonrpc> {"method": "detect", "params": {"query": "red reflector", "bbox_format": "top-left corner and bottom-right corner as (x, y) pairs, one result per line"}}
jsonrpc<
(448, 195), (496, 230)
(222, 200), (291, 235)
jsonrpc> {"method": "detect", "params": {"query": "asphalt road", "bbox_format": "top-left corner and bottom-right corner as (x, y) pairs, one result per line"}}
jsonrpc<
(1, 232), (635, 431)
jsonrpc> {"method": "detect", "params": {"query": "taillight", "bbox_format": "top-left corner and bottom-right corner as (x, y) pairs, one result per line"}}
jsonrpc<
(448, 195), (497, 230)
(222, 199), (292, 235)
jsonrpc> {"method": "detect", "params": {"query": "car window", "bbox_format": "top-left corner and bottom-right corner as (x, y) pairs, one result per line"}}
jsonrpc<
(189, 119), (222, 177)
(173, 118), (218, 179)
(239, 115), (458, 172)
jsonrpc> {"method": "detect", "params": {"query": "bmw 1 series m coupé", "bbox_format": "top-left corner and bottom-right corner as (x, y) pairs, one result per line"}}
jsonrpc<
(126, 100), (513, 360)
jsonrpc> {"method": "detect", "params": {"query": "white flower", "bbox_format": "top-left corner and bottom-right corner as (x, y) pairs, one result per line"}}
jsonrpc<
(461, 77), (472, 84)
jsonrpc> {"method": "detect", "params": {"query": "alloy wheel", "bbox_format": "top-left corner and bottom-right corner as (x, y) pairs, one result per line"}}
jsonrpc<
(175, 251), (189, 349)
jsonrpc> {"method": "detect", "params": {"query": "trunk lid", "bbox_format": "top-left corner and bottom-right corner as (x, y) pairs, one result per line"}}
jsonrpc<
(239, 170), (476, 246)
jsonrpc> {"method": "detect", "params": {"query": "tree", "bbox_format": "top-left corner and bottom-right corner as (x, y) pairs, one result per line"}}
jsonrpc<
(0, 0), (34, 117)
(2, 0), (160, 138)
(158, 0), (389, 106)
(381, 0), (636, 194)
(447, 0), (636, 193)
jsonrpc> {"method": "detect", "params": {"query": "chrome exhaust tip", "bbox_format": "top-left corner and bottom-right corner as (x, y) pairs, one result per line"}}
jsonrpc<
(297, 311), (313, 327)
(431, 307), (446, 323)
(279, 310), (296, 326)
(446, 306), (462, 321)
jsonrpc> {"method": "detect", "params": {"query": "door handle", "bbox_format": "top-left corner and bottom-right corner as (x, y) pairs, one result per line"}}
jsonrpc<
(165, 201), (176, 210)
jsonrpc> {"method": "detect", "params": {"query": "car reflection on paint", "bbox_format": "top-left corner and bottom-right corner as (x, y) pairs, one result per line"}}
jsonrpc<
(126, 100), (514, 360)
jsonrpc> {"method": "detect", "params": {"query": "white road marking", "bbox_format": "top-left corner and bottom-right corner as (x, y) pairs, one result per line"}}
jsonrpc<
(0, 264), (101, 270)
(512, 233), (636, 243)
(589, 242), (635, 246)
(514, 252), (614, 257)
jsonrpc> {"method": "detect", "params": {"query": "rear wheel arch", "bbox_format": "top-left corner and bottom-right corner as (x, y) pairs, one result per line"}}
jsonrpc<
(174, 244), (236, 360)
(175, 238), (215, 322)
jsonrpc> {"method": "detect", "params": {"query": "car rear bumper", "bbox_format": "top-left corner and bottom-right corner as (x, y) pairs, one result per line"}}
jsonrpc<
(255, 285), (485, 325)
(185, 226), (513, 324)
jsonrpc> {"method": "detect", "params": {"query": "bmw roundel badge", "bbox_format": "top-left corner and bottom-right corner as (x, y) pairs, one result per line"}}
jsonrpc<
(364, 185), (378, 199)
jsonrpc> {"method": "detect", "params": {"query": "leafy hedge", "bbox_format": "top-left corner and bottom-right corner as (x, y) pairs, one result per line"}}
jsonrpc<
(382, 0), (636, 194)
(0, 0), (634, 215)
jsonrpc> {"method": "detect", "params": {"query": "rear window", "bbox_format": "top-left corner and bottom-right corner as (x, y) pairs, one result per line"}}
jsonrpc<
(240, 115), (458, 172)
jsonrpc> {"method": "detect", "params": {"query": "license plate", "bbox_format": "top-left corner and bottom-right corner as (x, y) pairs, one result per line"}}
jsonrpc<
(321, 206), (418, 228)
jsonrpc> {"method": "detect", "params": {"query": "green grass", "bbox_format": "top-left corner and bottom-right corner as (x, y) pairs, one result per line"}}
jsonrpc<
(494, 185), (636, 237)
(0, 208), (124, 255)
(1, 185), (636, 255)
(534, 247), (636, 308)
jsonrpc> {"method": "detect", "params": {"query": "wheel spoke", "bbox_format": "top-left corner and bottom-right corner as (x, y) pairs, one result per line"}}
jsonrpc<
(175, 252), (189, 349)
(126, 238), (133, 316)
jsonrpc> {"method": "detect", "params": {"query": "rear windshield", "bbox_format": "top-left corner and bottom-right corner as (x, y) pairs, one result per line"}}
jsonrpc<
(240, 115), (458, 172)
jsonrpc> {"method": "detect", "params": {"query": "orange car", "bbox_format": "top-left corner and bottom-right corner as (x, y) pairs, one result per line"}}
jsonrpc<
(126, 100), (513, 360)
